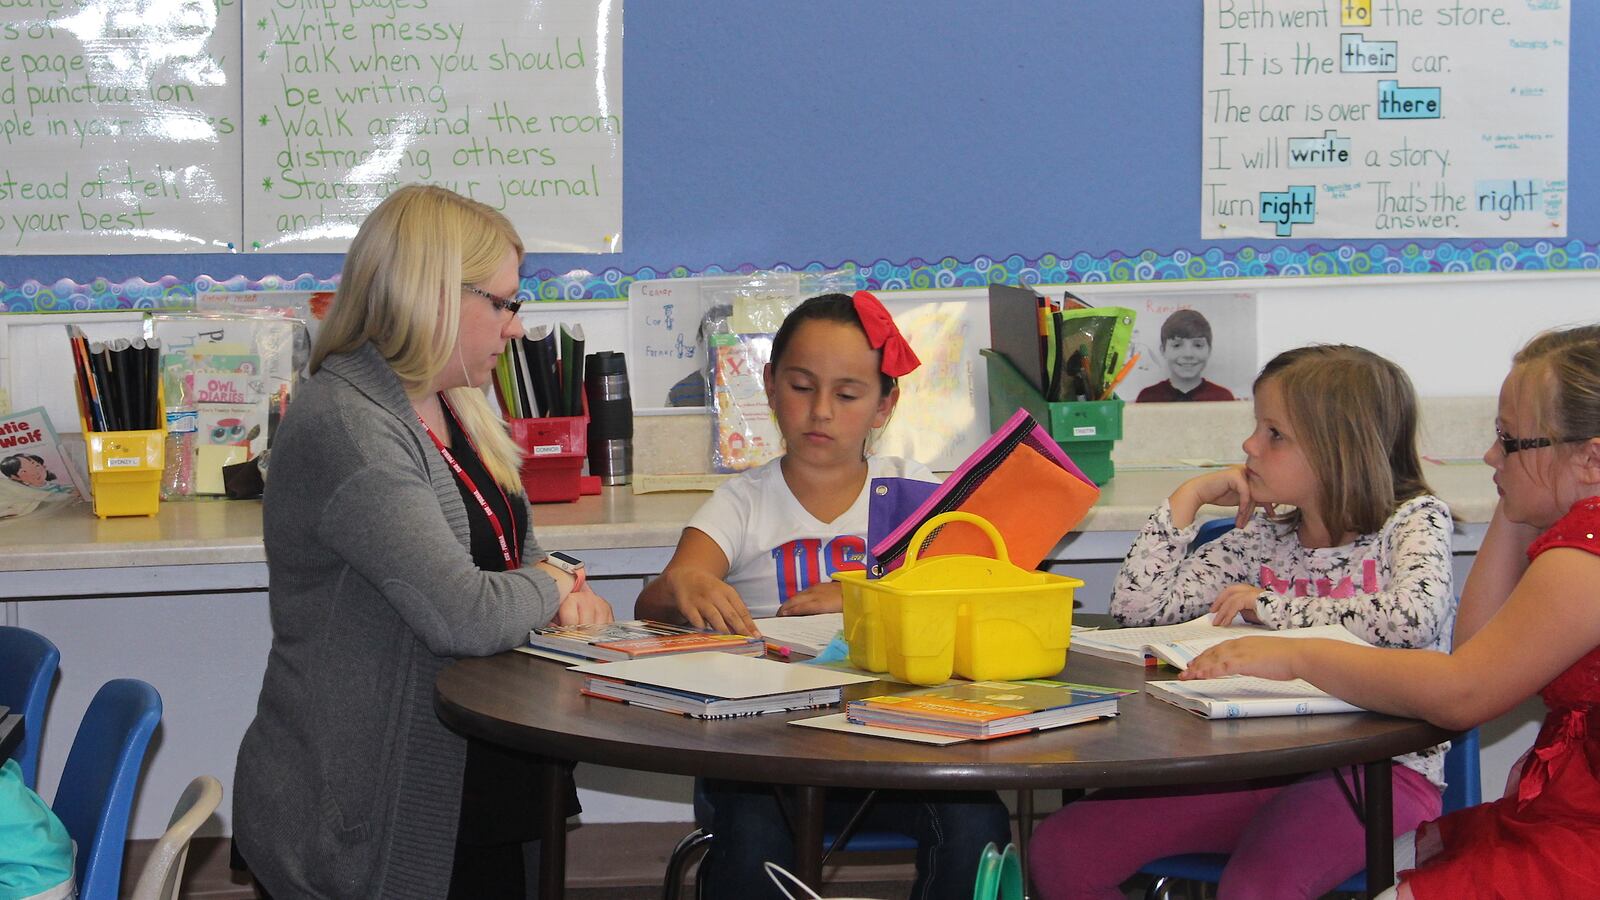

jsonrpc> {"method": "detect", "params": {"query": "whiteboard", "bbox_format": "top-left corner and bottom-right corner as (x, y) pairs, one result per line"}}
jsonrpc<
(240, 0), (622, 252)
(0, 1), (241, 253)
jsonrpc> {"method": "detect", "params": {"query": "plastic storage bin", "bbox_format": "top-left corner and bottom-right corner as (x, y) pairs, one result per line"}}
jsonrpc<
(84, 428), (165, 518)
(509, 414), (587, 503)
(981, 349), (1123, 485)
(835, 512), (1083, 684)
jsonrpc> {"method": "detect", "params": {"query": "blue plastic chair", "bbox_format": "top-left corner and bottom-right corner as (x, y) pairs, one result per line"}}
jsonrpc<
(1138, 728), (1482, 899)
(50, 678), (163, 900)
(0, 625), (61, 789)
(1191, 516), (1235, 552)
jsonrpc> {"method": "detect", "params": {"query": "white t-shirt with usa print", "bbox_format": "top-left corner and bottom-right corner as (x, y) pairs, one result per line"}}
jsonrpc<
(686, 455), (937, 618)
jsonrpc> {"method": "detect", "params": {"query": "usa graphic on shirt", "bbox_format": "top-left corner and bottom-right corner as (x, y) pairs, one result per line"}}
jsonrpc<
(771, 535), (867, 604)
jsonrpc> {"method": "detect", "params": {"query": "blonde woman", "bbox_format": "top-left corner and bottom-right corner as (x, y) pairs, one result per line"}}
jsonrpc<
(234, 184), (611, 898)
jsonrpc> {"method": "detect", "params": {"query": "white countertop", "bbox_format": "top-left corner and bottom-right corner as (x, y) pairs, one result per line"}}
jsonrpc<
(0, 463), (1495, 573)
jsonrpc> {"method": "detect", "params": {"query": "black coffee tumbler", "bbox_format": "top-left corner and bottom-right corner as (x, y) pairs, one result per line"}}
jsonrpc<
(584, 351), (633, 486)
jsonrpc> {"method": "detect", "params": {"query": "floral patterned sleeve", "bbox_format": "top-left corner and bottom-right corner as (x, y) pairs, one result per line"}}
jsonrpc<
(1110, 500), (1262, 626)
(1252, 496), (1455, 650)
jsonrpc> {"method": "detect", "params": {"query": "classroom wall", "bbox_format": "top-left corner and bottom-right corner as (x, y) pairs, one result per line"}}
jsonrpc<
(4, 1), (1599, 302)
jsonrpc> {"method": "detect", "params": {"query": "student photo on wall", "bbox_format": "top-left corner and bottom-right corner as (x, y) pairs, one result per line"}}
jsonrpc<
(1119, 293), (1257, 404)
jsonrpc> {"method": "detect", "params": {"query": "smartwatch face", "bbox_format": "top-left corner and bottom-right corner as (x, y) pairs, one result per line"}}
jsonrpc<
(547, 551), (583, 572)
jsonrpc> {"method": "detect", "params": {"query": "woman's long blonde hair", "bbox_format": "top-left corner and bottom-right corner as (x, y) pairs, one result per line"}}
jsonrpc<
(311, 184), (527, 494)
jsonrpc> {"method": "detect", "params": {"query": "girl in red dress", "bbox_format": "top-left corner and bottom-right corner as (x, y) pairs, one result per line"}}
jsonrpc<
(1185, 323), (1600, 899)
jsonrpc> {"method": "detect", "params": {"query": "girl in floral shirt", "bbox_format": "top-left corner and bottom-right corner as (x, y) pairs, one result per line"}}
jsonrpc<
(1031, 344), (1454, 900)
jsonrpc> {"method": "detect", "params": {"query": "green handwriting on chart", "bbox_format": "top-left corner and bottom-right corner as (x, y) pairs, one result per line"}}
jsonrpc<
(259, 0), (620, 239)
(0, 165), (188, 247)
(0, 54), (236, 149)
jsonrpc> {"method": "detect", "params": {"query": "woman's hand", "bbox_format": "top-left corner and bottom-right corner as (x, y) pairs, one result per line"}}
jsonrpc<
(1169, 465), (1268, 530)
(1209, 583), (1264, 625)
(777, 581), (843, 617)
(1179, 636), (1300, 681)
(554, 584), (614, 626)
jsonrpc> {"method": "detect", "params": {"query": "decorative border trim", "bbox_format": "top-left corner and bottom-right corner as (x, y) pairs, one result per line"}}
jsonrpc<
(4, 240), (1595, 312)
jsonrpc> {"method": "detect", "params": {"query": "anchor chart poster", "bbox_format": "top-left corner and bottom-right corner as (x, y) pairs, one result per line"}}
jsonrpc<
(1201, 0), (1568, 239)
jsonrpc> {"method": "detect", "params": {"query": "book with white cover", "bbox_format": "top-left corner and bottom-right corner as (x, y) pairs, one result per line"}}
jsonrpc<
(1071, 615), (1371, 669)
(571, 652), (877, 717)
(571, 651), (875, 698)
(1146, 677), (1364, 719)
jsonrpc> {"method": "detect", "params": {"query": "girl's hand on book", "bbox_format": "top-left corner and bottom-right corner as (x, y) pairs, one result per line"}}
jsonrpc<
(1180, 637), (1298, 681)
(664, 568), (760, 637)
(1209, 584), (1264, 626)
(555, 585), (614, 627)
(776, 581), (843, 617)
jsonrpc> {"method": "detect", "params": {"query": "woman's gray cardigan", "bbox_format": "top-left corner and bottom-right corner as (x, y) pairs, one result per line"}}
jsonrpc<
(233, 343), (562, 898)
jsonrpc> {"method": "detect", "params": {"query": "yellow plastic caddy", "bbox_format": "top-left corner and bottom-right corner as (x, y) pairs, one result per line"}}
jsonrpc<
(836, 512), (1082, 685)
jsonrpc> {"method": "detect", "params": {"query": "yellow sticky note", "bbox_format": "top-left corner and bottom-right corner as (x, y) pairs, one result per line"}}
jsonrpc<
(196, 445), (249, 495)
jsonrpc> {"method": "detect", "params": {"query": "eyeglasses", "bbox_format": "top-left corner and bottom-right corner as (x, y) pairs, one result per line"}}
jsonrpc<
(1494, 426), (1586, 455)
(463, 284), (523, 316)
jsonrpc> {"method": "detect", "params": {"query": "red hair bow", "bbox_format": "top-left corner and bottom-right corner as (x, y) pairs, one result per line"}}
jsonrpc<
(852, 291), (921, 378)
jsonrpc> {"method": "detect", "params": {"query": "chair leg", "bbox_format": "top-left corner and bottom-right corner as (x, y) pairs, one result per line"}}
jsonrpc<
(1016, 788), (1034, 897)
(662, 828), (714, 900)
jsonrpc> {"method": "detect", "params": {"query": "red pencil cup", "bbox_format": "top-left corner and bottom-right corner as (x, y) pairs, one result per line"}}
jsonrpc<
(508, 414), (588, 503)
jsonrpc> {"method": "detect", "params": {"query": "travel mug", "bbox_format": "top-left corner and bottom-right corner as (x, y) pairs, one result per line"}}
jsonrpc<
(584, 351), (633, 485)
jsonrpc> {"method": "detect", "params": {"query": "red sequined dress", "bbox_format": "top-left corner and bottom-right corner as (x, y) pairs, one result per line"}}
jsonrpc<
(1407, 496), (1600, 898)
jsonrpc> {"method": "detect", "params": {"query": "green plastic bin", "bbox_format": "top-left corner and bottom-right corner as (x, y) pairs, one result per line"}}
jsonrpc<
(982, 348), (1122, 485)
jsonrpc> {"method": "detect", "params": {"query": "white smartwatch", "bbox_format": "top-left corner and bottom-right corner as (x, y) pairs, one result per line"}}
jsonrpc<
(546, 551), (586, 593)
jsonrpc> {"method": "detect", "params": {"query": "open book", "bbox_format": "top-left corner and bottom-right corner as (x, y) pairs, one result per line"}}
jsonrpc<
(1071, 615), (1368, 669)
(753, 612), (842, 657)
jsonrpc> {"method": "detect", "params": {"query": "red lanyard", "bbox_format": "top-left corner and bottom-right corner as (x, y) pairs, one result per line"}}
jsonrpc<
(419, 397), (520, 571)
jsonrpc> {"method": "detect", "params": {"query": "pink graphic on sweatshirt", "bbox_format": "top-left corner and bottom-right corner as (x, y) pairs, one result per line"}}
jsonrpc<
(1258, 559), (1379, 598)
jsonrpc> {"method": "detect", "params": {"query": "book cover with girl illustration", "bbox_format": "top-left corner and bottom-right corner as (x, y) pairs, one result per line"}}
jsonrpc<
(0, 407), (80, 500)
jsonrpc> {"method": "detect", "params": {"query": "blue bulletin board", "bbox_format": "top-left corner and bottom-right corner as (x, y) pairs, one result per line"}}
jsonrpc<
(2, 1), (1596, 312)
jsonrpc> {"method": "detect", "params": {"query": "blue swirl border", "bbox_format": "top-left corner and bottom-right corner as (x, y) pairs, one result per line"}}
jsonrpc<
(3, 240), (1594, 312)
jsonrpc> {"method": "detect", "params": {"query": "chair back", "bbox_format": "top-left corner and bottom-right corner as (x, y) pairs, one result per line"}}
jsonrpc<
(1441, 727), (1481, 812)
(130, 775), (223, 900)
(1191, 517), (1235, 553)
(0, 625), (61, 788)
(51, 678), (163, 900)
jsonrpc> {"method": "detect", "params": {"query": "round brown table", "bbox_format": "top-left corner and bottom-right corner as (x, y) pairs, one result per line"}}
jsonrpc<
(436, 646), (1449, 899)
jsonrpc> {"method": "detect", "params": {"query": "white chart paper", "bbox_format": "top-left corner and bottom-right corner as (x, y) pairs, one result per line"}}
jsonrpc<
(0, 1), (241, 253)
(1202, 0), (1569, 239)
(242, 0), (622, 252)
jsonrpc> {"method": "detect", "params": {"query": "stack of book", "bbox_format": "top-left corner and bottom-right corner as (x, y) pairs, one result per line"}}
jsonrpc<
(572, 652), (876, 719)
(521, 620), (764, 664)
(839, 679), (1132, 742)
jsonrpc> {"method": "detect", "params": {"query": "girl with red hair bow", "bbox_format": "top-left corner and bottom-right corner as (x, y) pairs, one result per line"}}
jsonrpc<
(637, 291), (1009, 900)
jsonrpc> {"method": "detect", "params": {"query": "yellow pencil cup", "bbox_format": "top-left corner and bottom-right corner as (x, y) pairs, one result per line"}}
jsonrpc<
(84, 428), (165, 518)
(836, 512), (1083, 684)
